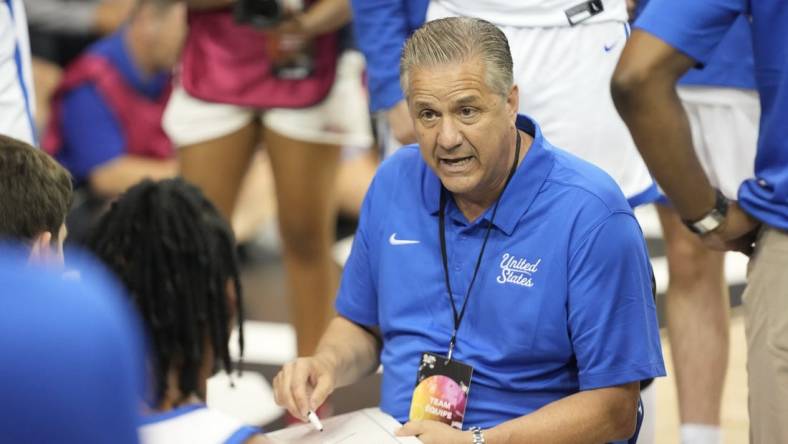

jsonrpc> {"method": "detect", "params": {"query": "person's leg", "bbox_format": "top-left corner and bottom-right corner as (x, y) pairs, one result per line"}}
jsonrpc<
(162, 84), (261, 221)
(178, 123), (260, 221)
(265, 128), (341, 356)
(657, 205), (728, 433)
(742, 227), (788, 443)
(231, 150), (278, 244)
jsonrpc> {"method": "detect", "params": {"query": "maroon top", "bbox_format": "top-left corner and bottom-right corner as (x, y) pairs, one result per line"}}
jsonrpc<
(179, 8), (338, 109)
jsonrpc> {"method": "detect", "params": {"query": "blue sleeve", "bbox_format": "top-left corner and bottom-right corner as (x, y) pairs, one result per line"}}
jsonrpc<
(335, 176), (380, 326)
(224, 425), (262, 444)
(350, 0), (428, 112)
(568, 213), (666, 390)
(60, 84), (125, 182)
(634, 0), (746, 65)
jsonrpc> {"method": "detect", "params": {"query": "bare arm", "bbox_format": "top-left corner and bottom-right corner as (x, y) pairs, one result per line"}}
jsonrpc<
(398, 383), (640, 444)
(298, 0), (351, 37)
(314, 316), (381, 388)
(484, 383), (640, 443)
(273, 316), (380, 419)
(89, 156), (178, 198)
(184, 0), (234, 11)
(611, 30), (759, 251)
(272, 0), (350, 38)
(611, 30), (708, 220)
(387, 99), (418, 146)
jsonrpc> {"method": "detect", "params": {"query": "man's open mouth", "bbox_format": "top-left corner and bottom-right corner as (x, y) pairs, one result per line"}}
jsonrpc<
(440, 156), (473, 167)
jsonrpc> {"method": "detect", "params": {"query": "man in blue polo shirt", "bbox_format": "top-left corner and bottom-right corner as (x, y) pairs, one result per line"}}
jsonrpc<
(612, 1), (788, 442)
(274, 17), (664, 443)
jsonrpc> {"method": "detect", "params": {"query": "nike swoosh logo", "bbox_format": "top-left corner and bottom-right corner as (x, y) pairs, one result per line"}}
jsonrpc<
(389, 233), (420, 245)
(604, 41), (619, 52)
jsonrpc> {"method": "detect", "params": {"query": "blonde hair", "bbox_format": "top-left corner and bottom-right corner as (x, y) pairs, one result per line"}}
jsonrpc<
(400, 17), (514, 97)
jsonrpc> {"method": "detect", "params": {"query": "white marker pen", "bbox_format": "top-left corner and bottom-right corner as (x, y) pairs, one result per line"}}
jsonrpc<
(307, 410), (324, 432)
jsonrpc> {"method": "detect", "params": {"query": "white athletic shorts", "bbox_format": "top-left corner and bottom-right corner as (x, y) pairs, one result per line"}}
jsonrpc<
(677, 86), (759, 201)
(427, 1), (657, 204)
(163, 50), (374, 150)
(0, 0), (36, 145)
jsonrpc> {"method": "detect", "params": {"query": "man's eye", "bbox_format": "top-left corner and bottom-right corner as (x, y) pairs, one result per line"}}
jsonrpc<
(420, 110), (437, 121)
(460, 107), (478, 117)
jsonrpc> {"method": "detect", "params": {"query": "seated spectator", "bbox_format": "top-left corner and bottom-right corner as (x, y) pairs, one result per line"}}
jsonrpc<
(0, 250), (145, 444)
(88, 178), (271, 444)
(43, 0), (184, 201)
(0, 134), (72, 263)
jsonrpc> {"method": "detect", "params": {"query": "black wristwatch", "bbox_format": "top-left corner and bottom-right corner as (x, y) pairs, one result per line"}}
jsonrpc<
(470, 426), (485, 444)
(683, 189), (729, 235)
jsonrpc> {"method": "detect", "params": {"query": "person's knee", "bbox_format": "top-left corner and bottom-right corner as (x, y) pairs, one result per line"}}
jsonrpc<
(278, 214), (332, 260)
(665, 236), (720, 289)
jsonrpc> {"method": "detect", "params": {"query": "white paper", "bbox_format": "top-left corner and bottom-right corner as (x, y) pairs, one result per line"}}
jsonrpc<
(265, 408), (422, 444)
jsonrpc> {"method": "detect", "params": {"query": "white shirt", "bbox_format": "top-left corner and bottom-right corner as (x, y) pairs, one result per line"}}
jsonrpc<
(432, 0), (627, 28)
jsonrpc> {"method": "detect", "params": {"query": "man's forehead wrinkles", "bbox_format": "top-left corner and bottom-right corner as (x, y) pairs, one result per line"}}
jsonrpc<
(411, 87), (484, 105)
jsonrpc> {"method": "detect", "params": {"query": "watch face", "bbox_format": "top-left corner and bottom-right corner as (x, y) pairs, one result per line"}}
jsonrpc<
(686, 189), (729, 234)
(694, 210), (726, 234)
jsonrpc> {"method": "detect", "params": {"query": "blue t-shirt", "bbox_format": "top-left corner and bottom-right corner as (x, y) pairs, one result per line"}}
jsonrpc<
(350, 0), (428, 112)
(336, 115), (666, 428)
(636, 0), (756, 89)
(56, 29), (169, 184)
(0, 249), (146, 444)
(633, 0), (787, 230)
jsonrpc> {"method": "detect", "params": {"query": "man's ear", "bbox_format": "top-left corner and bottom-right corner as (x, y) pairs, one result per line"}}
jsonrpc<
(507, 84), (519, 120)
(28, 231), (53, 264)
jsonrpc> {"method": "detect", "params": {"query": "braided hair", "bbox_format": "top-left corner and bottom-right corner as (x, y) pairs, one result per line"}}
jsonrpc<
(88, 178), (244, 405)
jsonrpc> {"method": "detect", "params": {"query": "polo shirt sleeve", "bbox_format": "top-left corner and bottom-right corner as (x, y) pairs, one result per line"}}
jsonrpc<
(335, 177), (380, 327)
(60, 84), (125, 183)
(634, 0), (746, 64)
(567, 212), (666, 391)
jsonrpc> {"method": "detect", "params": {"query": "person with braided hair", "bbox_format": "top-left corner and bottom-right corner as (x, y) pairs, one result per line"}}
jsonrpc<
(88, 178), (272, 444)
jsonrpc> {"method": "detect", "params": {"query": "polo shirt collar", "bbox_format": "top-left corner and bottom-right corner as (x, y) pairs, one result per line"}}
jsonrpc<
(423, 114), (555, 236)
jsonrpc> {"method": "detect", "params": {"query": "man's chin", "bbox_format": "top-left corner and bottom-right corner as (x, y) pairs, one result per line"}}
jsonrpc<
(439, 177), (477, 197)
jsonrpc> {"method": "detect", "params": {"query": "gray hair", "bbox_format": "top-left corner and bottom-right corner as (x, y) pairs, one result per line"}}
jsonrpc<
(400, 17), (514, 98)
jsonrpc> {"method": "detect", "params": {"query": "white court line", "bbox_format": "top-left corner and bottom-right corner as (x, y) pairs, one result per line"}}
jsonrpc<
(230, 321), (297, 366)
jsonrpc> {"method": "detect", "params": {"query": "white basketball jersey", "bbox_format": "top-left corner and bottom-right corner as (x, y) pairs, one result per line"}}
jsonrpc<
(0, 0), (36, 144)
(139, 405), (260, 444)
(432, 0), (627, 27)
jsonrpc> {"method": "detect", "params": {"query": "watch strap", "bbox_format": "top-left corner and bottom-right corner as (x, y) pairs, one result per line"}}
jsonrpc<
(470, 426), (485, 444)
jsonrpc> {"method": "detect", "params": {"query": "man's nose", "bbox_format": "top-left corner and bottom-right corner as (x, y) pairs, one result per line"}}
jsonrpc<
(436, 117), (463, 150)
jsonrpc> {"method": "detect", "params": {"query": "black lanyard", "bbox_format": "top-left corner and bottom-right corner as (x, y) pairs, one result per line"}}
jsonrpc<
(438, 130), (522, 361)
